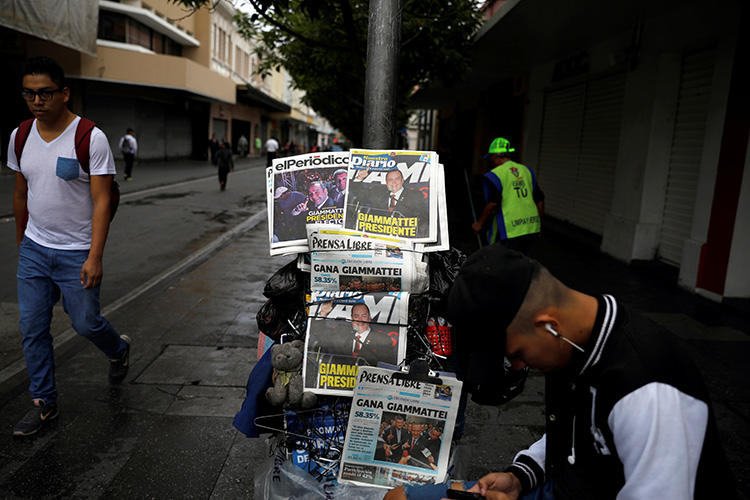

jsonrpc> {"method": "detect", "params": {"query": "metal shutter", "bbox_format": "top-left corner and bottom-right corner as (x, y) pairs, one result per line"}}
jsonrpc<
(537, 83), (585, 224)
(658, 50), (715, 265)
(573, 73), (626, 233)
(537, 73), (625, 235)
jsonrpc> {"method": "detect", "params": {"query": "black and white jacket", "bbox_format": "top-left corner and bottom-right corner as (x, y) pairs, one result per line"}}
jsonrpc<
(506, 295), (736, 499)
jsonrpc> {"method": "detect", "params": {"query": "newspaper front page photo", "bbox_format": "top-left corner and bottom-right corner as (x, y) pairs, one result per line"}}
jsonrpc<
(338, 366), (462, 489)
(303, 291), (408, 396)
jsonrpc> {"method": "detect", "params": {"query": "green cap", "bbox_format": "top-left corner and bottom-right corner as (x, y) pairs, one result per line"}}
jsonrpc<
(487, 137), (515, 155)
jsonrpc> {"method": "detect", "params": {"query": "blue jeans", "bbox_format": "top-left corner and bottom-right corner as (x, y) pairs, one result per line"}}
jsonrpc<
(404, 480), (555, 500)
(17, 237), (126, 404)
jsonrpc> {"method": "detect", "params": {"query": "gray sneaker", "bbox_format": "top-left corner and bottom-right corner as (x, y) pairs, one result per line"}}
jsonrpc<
(13, 400), (59, 437)
(109, 335), (131, 385)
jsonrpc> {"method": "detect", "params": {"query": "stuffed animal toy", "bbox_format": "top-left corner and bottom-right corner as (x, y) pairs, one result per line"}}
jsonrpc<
(265, 339), (317, 409)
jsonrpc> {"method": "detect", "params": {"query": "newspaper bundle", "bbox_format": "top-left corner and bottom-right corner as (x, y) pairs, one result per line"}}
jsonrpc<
(307, 225), (428, 293)
(338, 366), (462, 489)
(267, 151), (349, 256)
(303, 291), (408, 396)
(415, 163), (449, 253)
(344, 150), (438, 243)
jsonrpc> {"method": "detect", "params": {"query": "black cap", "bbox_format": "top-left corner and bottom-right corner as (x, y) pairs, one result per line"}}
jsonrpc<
(447, 245), (540, 347)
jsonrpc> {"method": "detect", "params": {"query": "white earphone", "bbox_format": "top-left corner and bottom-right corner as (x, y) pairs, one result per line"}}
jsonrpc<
(544, 323), (585, 353)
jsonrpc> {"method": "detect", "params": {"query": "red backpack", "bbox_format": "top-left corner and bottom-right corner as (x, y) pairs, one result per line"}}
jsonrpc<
(14, 117), (121, 222)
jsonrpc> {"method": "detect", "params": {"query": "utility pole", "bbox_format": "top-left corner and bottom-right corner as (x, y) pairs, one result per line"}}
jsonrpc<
(362, 0), (402, 149)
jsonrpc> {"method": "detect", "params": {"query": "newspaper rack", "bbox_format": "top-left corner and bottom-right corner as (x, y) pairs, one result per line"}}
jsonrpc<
(391, 358), (442, 385)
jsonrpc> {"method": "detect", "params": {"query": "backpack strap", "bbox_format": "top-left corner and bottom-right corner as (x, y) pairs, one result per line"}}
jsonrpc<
(13, 119), (35, 169)
(75, 117), (96, 174)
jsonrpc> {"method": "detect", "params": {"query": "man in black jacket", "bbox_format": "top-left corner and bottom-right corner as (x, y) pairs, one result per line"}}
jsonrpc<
(386, 245), (735, 500)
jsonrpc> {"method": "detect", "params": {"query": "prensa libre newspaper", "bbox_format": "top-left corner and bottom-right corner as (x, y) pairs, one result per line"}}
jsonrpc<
(338, 366), (462, 489)
(303, 291), (408, 396)
(344, 150), (438, 244)
(267, 151), (349, 256)
(306, 225), (427, 293)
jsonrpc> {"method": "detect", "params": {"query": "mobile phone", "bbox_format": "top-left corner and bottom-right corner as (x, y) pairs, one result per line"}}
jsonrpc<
(445, 489), (485, 499)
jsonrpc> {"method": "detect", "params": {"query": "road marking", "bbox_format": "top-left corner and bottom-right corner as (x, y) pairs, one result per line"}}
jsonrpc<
(0, 208), (267, 386)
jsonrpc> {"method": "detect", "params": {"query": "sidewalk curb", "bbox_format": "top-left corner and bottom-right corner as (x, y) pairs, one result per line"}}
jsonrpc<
(0, 208), (267, 398)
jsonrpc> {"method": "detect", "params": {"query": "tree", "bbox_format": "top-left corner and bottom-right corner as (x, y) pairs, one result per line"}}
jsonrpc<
(171, 0), (482, 144)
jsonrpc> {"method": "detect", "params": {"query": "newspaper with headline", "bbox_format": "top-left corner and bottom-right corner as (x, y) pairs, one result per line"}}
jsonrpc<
(307, 225), (428, 294)
(267, 151), (349, 256)
(338, 366), (462, 489)
(303, 291), (408, 396)
(344, 150), (439, 244)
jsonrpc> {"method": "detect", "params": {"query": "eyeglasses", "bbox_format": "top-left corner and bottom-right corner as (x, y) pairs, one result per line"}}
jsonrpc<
(21, 88), (63, 102)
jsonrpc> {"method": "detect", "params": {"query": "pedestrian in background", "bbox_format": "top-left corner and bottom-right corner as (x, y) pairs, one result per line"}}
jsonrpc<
(216, 141), (234, 191)
(118, 127), (137, 181)
(7, 56), (130, 437)
(265, 136), (279, 167)
(472, 137), (544, 254)
(208, 133), (219, 165)
(237, 134), (249, 157)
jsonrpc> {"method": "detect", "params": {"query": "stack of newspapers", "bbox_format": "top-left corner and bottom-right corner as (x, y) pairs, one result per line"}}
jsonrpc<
(264, 149), (461, 490)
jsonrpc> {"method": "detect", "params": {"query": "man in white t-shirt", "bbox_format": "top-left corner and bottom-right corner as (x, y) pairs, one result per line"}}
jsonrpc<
(264, 136), (279, 167)
(7, 57), (130, 437)
(118, 128), (138, 181)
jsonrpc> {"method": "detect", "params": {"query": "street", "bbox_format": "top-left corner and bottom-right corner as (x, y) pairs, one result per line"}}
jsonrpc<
(0, 159), (283, 498)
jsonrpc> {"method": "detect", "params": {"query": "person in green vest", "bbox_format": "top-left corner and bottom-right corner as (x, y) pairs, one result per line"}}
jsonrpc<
(472, 137), (544, 253)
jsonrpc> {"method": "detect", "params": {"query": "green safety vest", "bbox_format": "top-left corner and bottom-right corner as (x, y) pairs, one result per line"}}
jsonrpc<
(483, 160), (541, 243)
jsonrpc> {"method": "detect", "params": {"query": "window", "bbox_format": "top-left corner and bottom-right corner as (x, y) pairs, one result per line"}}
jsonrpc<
(165, 37), (181, 56)
(98, 11), (127, 43)
(218, 28), (227, 62)
(98, 9), (182, 56)
(127, 19), (151, 50)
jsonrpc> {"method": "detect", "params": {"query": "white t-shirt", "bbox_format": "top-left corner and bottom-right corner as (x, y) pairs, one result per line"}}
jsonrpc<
(6, 116), (117, 250)
(265, 138), (279, 152)
(119, 134), (138, 155)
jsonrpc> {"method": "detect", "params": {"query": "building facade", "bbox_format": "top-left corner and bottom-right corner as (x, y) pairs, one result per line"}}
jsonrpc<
(1, 0), (334, 165)
(414, 0), (748, 302)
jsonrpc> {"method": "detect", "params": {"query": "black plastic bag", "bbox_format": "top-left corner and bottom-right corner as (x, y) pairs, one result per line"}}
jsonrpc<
(257, 298), (307, 342)
(263, 259), (309, 303)
(257, 299), (283, 341)
(427, 247), (467, 297)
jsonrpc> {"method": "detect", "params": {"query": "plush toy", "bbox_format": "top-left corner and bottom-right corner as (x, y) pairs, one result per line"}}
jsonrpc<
(265, 339), (317, 409)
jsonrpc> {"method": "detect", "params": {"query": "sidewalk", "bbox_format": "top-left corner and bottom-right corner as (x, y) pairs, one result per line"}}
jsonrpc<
(0, 221), (283, 498)
(0, 157), (266, 376)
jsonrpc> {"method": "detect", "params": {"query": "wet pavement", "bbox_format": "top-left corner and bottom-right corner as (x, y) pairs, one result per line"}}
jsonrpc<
(0, 158), (748, 498)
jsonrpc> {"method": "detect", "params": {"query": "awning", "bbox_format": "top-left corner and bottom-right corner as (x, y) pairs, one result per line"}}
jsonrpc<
(237, 85), (291, 113)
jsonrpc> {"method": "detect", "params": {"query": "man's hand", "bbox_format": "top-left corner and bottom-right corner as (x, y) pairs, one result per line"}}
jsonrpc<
(292, 199), (308, 216)
(80, 256), (103, 289)
(318, 301), (333, 317)
(466, 472), (522, 500)
(471, 220), (484, 234)
(355, 168), (369, 181)
(384, 486), (407, 500)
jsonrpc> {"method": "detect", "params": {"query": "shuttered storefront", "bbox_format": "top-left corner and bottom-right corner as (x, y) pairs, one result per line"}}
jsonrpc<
(657, 50), (715, 265)
(537, 72), (626, 235)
